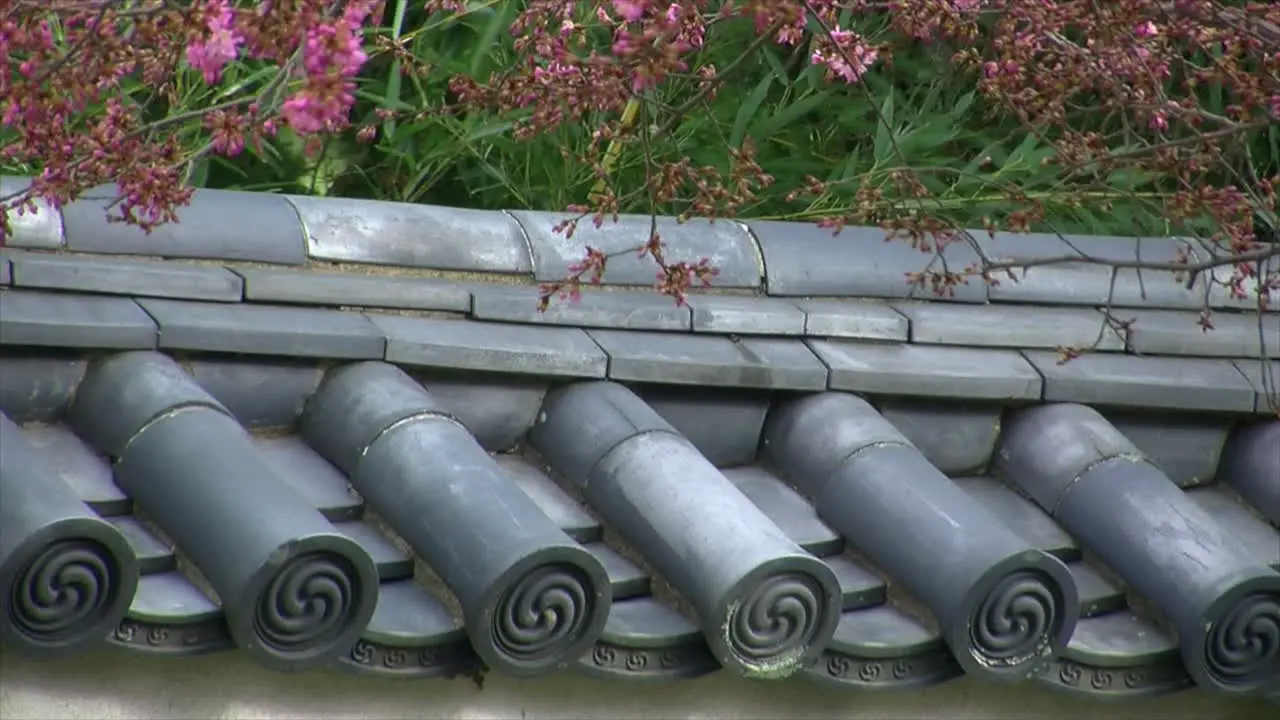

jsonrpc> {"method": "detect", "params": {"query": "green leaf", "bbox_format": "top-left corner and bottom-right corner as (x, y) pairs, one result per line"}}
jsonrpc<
(872, 89), (896, 167)
(731, 75), (773, 147)
(469, 2), (514, 77)
(752, 90), (834, 140)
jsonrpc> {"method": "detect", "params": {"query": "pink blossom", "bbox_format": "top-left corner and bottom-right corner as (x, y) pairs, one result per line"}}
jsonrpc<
(811, 29), (879, 84)
(185, 0), (242, 85)
(613, 0), (647, 23)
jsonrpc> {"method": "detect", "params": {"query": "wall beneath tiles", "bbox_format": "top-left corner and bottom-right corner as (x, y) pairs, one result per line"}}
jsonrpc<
(1, 649), (1272, 720)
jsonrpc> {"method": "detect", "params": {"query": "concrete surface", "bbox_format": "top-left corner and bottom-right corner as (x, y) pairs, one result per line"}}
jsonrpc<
(0, 648), (1273, 720)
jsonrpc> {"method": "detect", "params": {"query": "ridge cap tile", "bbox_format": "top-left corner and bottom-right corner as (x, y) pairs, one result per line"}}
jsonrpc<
(60, 184), (306, 265)
(0, 176), (64, 249)
(511, 210), (762, 289)
(286, 194), (533, 274)
(746, 219), (987, 302)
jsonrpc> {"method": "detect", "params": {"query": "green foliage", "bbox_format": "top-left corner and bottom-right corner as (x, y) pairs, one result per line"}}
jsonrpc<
(13, 2), (1273, 240)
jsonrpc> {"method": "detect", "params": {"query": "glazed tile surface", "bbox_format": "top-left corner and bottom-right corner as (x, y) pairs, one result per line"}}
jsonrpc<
(1, 178), (1277, 701)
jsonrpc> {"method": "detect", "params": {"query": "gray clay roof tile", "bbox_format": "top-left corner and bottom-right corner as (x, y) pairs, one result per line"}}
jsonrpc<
(1, 181), (1278, 700)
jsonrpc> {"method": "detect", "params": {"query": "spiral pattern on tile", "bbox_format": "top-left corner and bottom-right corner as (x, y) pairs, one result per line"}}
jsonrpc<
(11, 540), (118, 645)
(492, 563), (593, 664)
(1204, 592), (1280, 687)
(970, 571), (1058, 665)
(727, 572), (826, 664)
(254, 551), (361, 654)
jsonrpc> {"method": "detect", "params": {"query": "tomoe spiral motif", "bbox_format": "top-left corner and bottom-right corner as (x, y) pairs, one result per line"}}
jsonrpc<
(11, 540), (118, 645)
(253, 552), (360, 654)
(969, 571), (1058, 666)
(726, 573), (825, 664)
(492, 563), (592, 664)
(1204, 592), (1280, 687)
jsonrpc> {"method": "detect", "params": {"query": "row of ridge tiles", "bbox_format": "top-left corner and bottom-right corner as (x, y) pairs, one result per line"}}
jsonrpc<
(0, 281), (1275, 415)
(2, 176), (1275, 311)
(0, 351), (1274, 696)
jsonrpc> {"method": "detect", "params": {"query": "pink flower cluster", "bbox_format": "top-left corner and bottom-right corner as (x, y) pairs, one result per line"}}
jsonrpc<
(282, 0), (376, 135)
(185, 1), (242, 84)
(185, 0), (376, 136)
(811, 28), (879, 85)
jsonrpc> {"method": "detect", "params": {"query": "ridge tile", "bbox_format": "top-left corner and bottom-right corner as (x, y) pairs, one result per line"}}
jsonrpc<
(61, 186), (306, 264)
(1121, 308), (1280, 358)
(235, 266), (471, 312)
(0, 290), (156, 349)
(513, 211), (762, 288)
(0, 176), (65, 249)
(747, 220), (987, 302)
(891, 301), (1126, 350)
(794, 298), (909, 340)
(10, 252), (243, 302)
(686, 294), (807, 335)
(807, 340), (1042, 400)
(471, 286), (690, 331)
(588, 330), (828, 390)
(289, 195), (533, 274)
(370, 314), (608, 378)
(1022, 350), (1258, 413)
(137, 298), (385, 359)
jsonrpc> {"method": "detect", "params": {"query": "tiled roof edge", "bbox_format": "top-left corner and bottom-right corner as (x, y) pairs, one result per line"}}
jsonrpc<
(3, 175), (1275, 313)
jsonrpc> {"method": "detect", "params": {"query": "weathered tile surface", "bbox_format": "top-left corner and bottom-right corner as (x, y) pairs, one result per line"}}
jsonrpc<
(107, 516), (176, 575)
(138, 298), (385, 359)
(724, 467), (844, 556)
(892, 301), (1126, 351)
(589, 330), (829, 390)
(472, 287), (690, 331)
(10, 252), (243, 302)
(1022, 350), (1258, 413)
(0, 176), (65, 249)
(0, 290), (156, 349)
(235, 267), (471, 312)
(1104, 414), (1230, 486)
(289, 195), (532, 274)
(794, 299), (909, 341)
(968, 231), (1118, 307)
(952, 476), (1079, 560)
(876, 402), (1001, 475)
(61, 186), (306, 264)
(370, 314), (607, 378)
(748, 220), (987, 302)
(808, 340), (1043, 400)
(1184, 486), (1280, 568)
(1122, 308), (1280, 358)
(513, 211), (762, 288)
(685, 294), (807, 335)
(1231, 358), (1279, 413)
(0, 356), (88, 423)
